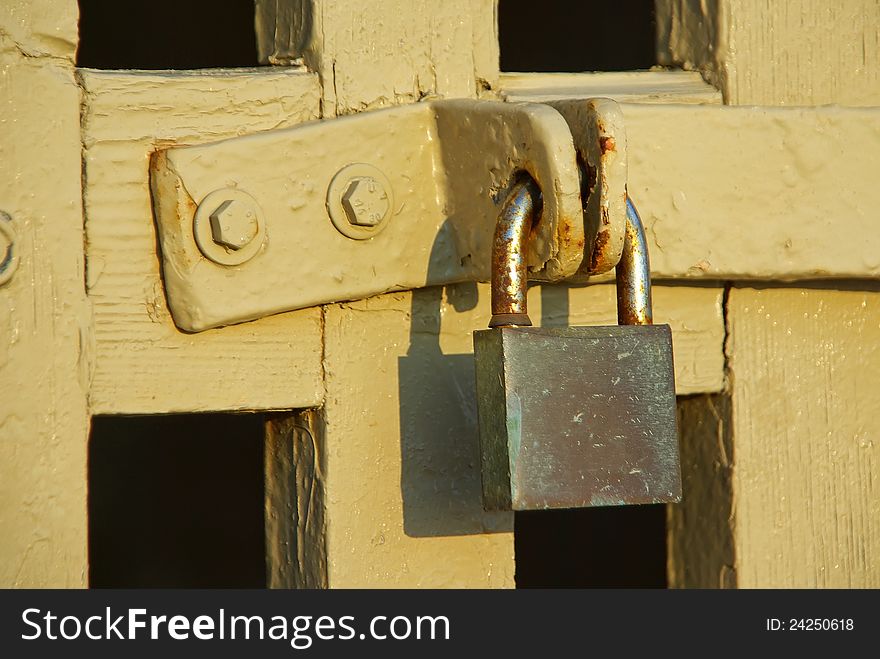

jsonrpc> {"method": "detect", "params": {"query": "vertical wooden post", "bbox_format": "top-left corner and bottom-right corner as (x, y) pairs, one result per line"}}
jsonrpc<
(658, 0), (880, 587)
(0, 1), (92, 586)
(656, 0), (880, 106)
(726, 288), (880, 587)
(255, 1), (511, 588)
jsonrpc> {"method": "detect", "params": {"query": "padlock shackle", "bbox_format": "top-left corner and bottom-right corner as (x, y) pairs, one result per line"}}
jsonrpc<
(489, 177), (540, 328)
(616, 197), (653, 326)
(489, 185), (652, 327)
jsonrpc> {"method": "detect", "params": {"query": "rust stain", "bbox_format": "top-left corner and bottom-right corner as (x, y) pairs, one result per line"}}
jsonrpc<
(181, 182), (198, 219)
(589, 229), (610, 271)
(560, 218), (572, 242)
(556, 213), (585, 252)
(577, 153), (598, 205)
(600, 136), (616, 154)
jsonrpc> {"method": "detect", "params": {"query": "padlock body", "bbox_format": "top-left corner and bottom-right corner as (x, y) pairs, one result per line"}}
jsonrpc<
(474, 325), (681, 511)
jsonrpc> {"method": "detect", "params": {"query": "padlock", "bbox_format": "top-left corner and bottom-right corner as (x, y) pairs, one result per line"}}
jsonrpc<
(473, 177), (681, 511)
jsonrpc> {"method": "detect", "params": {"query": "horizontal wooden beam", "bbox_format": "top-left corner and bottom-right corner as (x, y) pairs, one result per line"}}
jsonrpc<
(625, 103), (880, 281)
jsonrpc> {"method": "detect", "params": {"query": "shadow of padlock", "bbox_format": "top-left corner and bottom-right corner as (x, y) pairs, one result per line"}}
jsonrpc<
(397, 220), (513, 537)
(474, 178), (682, 511)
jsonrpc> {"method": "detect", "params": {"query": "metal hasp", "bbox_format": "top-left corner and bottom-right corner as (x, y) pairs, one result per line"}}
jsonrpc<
(150, 98), (627, 332)
(473, 193), (681, 511)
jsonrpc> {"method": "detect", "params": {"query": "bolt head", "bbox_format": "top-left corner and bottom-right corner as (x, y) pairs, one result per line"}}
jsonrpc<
(341, 176), (390, 227)
(209, 199), (259, 250)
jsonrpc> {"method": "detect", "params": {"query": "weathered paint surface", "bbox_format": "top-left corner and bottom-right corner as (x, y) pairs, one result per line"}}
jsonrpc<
(658, 0), (880, 590)
(728, 287), (880, 587)
(256, 0), (499, 114)
(79, 69), (325, 414)
(148, 80), (880, 327)
(323, 290), (514, 587)
(657, 0), (880, 106)
(503, 73), (880, 282)
(0, 0), (90, 586)
(624, 104), (880, 280)
(4, 0), (875, 592)
(500, 70), (722, 105)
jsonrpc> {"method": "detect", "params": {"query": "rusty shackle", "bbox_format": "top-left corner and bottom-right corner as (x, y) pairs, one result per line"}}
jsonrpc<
(488, 178), (653, 328)
(488, 177), (540, 328)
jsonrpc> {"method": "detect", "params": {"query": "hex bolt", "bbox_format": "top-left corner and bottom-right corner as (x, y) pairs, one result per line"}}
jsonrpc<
(340, 176), (390, 227)
(209, 198), (260, 250)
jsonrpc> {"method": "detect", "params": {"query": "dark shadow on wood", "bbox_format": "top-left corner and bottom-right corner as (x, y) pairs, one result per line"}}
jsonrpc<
(398, 280), (513, 537)
(398, 215), (512, 537)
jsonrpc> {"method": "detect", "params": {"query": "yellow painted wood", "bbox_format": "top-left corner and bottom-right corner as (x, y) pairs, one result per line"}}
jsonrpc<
(500, 70), (722, 104)
(255, 0), (500, 115)
(322, 288), (513, 588)
(0, 0), (78, 60)
(80, 69), (326, 414)
(728, 287), (880, 587)
(657, 0), (880, 106)
(624, 103), (880, 281)
(0, 1), (90, 586)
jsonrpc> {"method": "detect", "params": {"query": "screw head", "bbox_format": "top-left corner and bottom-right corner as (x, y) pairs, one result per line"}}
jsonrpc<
(340, 176), (390, 227)
(209, 199), (259, 250)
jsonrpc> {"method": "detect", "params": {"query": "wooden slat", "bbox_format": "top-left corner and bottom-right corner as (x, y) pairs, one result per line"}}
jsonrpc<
(727, 287), (880, 587)
(0, 0), (78, 59)
(500, 70), (722, 104)
(80, 69), (326, 414)
(322, 287), (514, 587)
(0, 1), (90, 587)
(657, 0), (880, 106)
